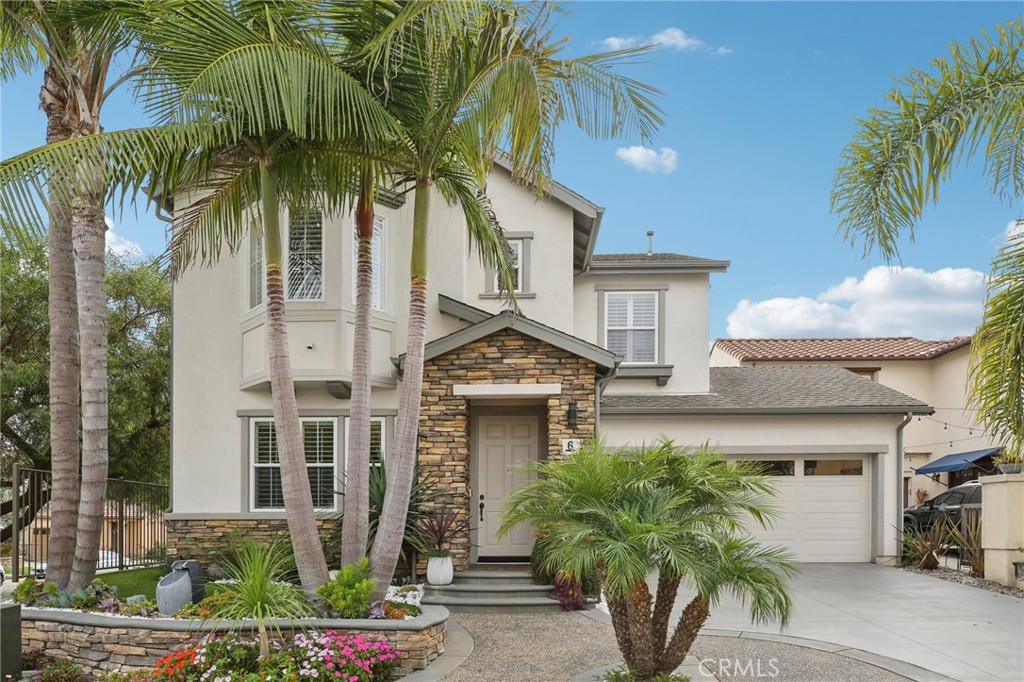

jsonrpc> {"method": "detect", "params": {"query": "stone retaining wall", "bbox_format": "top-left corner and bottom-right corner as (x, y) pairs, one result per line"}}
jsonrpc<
(165, 518), (341, 566)
(21, 606), (448, 676)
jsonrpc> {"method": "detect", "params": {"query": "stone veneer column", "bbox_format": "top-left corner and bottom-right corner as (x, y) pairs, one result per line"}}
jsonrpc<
(418, 328), (597, 570)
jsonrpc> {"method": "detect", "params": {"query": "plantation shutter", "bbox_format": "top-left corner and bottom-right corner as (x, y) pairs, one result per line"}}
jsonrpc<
(605, 292), (657, 363)
(252, 419), (336, 510)
(288, 209), (323, 299)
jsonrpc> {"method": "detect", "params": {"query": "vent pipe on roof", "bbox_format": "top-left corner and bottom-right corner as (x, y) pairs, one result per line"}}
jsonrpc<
(646, 230), (654, 256)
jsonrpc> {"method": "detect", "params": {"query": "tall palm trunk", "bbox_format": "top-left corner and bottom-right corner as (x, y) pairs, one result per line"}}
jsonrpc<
(260, 161), (330, 600)
(659, 595), (710, 673)
(369, 178), (431, 596)
(68, 188), (109, 590)
(340, 170), (376, 567)
(41, 61), (80, 590)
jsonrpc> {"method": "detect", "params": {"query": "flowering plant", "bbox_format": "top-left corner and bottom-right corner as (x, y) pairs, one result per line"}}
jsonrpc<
(109, 632), (398, 682)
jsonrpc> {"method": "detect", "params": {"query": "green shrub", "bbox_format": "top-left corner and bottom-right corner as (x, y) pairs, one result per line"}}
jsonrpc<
(901, 522), (951, 569)
(317, 558), (375, 618)
(12, 578), (43, 605)
(532, 533), (600, 597)
(118, 599), (158, 617)
(37, 657), (88, 682)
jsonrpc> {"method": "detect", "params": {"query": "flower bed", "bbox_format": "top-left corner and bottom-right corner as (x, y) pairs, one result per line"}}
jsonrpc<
(20, 606), (448, 677)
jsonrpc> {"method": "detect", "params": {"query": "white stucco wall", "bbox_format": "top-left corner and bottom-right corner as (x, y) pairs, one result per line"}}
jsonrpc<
(599, 412), (906, 559)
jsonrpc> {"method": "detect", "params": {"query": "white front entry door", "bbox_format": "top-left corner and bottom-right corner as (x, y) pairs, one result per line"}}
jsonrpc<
(475, 416), (538, 558)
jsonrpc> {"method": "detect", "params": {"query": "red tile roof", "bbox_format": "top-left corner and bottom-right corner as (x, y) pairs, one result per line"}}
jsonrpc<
(713, 336), (972, 362)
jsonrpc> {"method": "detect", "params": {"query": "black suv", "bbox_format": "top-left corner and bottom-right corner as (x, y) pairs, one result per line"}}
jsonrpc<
(903, 481), (981, 530)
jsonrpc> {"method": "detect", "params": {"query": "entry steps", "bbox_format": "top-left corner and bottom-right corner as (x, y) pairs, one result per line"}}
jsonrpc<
(422, 568), (566, 613)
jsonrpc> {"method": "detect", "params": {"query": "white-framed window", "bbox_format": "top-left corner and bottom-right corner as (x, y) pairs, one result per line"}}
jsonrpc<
(287, 208), (324, 300)
(493, 239), (522, 294)
(605, 291), (657, 364)
(251, 418), (337, 511)
(352, 216), (385, 311)
(343, 417), (386, 471)
(247, 229), (263, 310)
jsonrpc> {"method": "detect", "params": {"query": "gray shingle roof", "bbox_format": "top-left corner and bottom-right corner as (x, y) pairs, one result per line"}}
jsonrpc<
(713, 336), (971, 362)
(602, 366), (932, 414)
(592, 252), (718, 263)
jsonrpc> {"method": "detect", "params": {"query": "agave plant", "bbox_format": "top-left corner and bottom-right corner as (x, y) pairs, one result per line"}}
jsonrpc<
(211, 540), (313, 658)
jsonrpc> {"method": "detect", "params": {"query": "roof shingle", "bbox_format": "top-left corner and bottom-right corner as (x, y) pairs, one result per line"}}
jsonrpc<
(713, 337), (971, 362)
(591, 252), (719, 264)
(602, 366), (931, 414)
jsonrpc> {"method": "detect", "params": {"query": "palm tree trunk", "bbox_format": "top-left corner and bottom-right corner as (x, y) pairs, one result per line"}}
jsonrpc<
(340, 171), (376, 567)
(68, 188), (109, 590)
(624, 580), (657, 679)
(604, 585), (639, 671)
(41, 62), (81, 590)
(369, 177), (431, 597)
(260, 161), (330, 600)
(651, 573), (681, 661)
(658, 594), (710, 674)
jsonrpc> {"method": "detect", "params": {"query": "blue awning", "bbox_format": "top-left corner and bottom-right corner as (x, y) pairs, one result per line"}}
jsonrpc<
(914, 447), (1000, 475)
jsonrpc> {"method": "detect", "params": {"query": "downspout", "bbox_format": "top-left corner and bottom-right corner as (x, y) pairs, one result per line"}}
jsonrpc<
(594, 361), (621, 439)
(895, 412), (914, 539)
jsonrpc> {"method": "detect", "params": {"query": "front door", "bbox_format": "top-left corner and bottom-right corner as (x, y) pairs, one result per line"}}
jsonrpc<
(474, 416), (538, 558)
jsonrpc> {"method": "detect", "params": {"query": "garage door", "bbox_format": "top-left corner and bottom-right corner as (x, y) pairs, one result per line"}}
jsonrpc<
(733, 456), (870, 562)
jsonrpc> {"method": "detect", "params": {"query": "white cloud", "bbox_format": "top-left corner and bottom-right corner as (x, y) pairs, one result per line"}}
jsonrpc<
(726, 266), (986, 339)
(601, 27), (731, 56)
(1005, 218), (1024, 239)
(615, 146), (679, 174)
(106, 230), (143, 256)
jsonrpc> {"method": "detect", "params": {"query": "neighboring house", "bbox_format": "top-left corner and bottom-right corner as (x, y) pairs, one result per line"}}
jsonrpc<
(168, 162), (930, 568)
(711, 337), (1001, 506)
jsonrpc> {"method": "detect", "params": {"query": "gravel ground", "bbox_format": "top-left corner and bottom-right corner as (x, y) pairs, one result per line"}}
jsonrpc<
(440, 612), (912, 682)
(900, 565), (1024, 599)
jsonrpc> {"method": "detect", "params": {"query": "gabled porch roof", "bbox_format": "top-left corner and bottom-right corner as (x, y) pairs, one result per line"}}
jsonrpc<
(392, 295), (618, 375)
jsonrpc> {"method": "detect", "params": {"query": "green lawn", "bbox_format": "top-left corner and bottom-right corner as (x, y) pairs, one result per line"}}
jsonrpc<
(103, 567), (162, 601)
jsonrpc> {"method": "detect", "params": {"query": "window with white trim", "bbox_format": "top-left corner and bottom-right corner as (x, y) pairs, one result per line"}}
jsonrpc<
(251, 418), (337, 510)
(493, 239), (522, 293)
(248, 229), (263, 310)
(287, 208), (323, 300)
(344, 417), (386, 471)
(605, 291), (657, 364)
(352, 216), (385, 311)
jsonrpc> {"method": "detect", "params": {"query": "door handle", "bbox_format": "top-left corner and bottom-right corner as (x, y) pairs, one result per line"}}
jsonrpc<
(479, 500), (485, 522)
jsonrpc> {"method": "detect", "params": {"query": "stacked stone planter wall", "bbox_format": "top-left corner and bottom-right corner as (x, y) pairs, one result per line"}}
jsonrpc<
(21, 606), (448, 676)
(165, 518), (341, 566)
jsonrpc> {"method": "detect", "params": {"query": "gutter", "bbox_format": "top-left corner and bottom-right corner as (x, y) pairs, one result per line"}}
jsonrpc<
(594, 362), (621, 439)
(895, 411), (914, 537)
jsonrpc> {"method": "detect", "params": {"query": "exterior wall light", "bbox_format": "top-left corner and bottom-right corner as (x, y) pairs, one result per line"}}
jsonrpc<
(567, 401), (578, 429)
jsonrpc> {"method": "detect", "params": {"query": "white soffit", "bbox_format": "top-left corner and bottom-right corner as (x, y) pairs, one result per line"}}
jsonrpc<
(453, 384), (562, 398)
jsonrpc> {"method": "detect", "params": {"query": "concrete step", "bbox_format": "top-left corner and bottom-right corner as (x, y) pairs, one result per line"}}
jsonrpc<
(420, 595), (566, 614)
(424, 582), (554, 600)
(452, 570), (535, 585)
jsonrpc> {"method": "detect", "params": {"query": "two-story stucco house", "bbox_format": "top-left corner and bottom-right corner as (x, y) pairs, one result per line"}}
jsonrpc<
(167, 163), (931, 568)
(710, 337), (1001, 506)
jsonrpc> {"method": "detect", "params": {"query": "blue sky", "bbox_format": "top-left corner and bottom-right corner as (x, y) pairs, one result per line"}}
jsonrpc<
(2, 1), (1021, 341)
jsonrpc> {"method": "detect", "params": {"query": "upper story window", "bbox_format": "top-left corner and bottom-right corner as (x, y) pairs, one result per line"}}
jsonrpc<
(248, 229), (263, 310)
(494, 239), (522, 293)
(483, 234), (532, 299)
(352, 216), (385, 311)
(605, 291), (657, 364)
(288, 208), (324, 300)
(251, 418), (337, 511)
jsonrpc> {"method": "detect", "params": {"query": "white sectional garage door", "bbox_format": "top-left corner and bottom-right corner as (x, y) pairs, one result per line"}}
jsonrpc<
(733, 456), (871, 562)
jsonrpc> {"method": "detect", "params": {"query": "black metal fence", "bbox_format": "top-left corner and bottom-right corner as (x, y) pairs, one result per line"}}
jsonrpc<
(9, 465), (169, 582)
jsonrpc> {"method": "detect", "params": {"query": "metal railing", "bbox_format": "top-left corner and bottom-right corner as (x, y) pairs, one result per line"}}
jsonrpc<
(9, 464), (169, 582)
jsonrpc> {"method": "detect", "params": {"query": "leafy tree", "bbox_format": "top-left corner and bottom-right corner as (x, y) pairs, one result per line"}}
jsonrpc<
(832, 19), (1024, 458)
(0, 0), (139, 589)
(1, 240), (170, 540)
(500, 441), (795, 681)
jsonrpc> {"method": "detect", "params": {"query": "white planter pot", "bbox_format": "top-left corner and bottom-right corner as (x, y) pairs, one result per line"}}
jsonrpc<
(426, 556), (453, 586)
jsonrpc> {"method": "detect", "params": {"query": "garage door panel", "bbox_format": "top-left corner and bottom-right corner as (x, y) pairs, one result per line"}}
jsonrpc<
(733, 456), (870, 562)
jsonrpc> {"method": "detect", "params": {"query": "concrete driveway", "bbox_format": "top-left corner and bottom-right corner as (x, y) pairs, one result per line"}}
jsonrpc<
(695, 563), (1022, 682)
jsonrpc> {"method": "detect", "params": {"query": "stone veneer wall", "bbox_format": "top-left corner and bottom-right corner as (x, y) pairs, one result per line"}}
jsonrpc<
(21, 607), (448, 675)
(418, 327), (597, 570)
(165, 518), (340, 566)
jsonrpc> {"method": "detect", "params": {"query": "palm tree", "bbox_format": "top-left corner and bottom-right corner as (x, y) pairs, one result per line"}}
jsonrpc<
(0, 0), (135, 589)
(500, 440), (796, 681)
(832, 19), (1024, 457)
(0, 0), (401, 599)
(360, 2), (664, 596)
